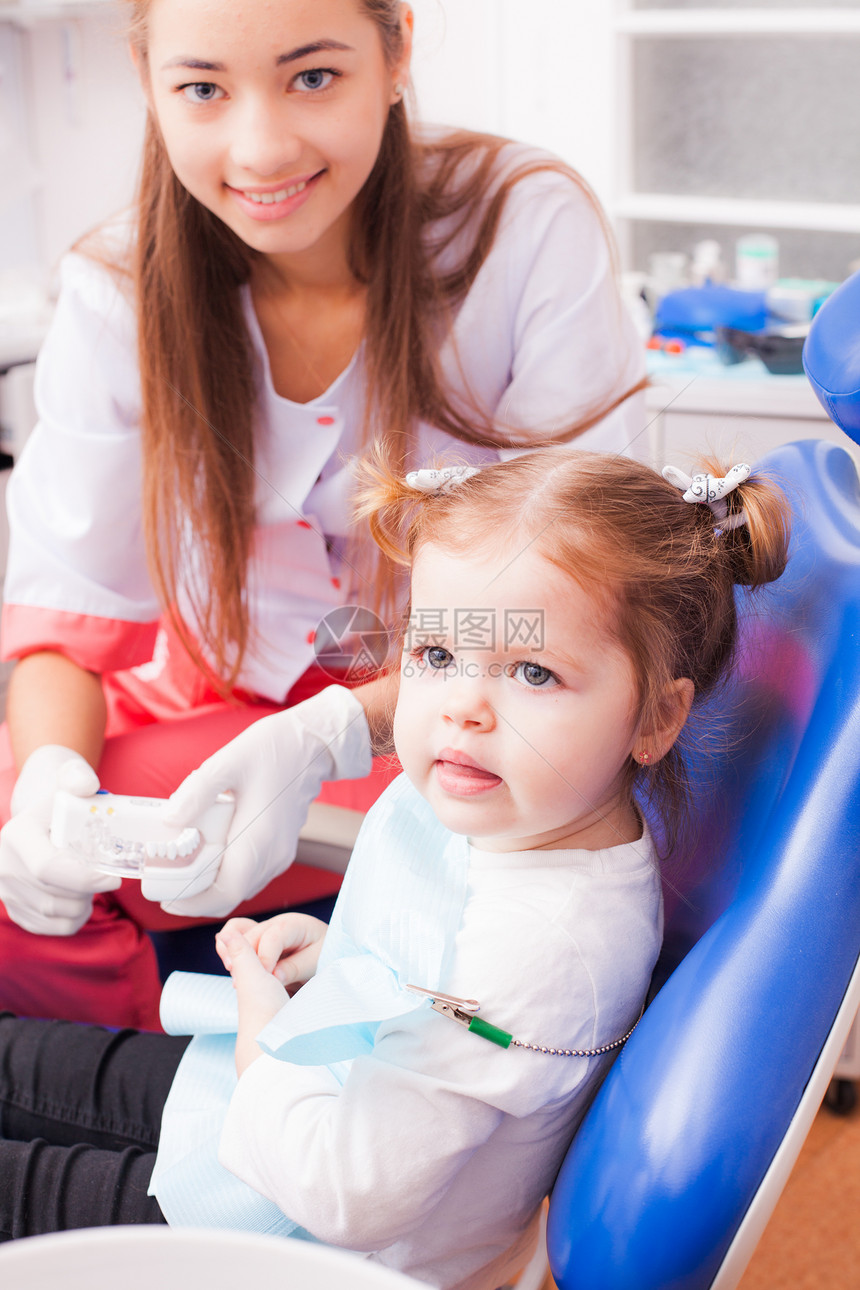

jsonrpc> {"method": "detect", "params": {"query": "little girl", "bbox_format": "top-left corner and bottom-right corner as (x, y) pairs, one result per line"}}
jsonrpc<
(0, 449), (790, 1289)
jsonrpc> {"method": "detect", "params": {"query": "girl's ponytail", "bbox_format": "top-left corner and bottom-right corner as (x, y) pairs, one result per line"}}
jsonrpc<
(719, 467), (791, 590)
(353, 446), (485, 568)
(353, 453), (416, 566)
(663, 457), (791, 592)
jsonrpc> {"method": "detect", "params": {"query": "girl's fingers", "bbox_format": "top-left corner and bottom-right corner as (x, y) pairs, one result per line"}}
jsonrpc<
(215, 913), (326, 980)
(219, 916), (260, 938)
(214, 929), (235, 971)
(215, 917), (262, 966)
(256, 916), (307, 972)
(273, 941), (325, 988)
(216, 925), (270, 987)
(216, 924), (257, 974)
(256, 913), (326, 973)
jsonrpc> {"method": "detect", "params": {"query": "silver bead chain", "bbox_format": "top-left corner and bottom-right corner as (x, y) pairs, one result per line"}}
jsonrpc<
(509, 1017), (640, 1058)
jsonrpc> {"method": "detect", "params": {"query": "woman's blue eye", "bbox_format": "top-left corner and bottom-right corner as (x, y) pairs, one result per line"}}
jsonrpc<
(510, 661), (558, 688)
(425, 646), (454, 670)
(295, 68), (335, 92)
(181, 82), (224, 104)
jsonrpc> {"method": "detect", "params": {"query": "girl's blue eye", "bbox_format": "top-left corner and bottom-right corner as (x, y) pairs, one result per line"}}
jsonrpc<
(509, 661), (558, 688)
(181, 82), (224, 104)
(295, 68), (335, 93)
(424, 646), (454, 670)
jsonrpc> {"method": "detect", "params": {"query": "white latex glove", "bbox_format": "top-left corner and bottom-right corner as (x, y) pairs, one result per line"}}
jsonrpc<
(0, 744), (121, 936)
(161, 685), (372, 918)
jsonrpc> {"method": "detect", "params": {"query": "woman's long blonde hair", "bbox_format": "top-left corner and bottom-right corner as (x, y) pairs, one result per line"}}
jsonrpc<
(106, 0), (645, 691)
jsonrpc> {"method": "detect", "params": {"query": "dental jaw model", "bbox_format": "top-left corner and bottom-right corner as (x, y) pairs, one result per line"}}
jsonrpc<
(50, 791), (234, 902)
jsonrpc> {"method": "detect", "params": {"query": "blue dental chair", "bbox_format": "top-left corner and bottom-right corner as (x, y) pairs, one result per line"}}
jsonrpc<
(544, 287), (860, 1289)
(547, 439), (860, 1289)
(803, 268), (860, 443)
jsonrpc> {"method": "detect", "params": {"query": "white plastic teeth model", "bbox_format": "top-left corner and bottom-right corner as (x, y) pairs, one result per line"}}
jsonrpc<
(144, 828), (201, 862)
(50, 789), (234, 901)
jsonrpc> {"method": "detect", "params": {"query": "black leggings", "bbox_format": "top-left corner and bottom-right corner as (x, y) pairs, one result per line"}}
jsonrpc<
(0, 1013), (189, 1240)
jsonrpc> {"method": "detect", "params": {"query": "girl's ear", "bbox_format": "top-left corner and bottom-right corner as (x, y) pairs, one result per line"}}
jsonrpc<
(635, 677), (694, 766)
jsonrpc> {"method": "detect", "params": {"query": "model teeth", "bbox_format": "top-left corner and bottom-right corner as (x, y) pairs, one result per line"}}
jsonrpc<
(177, 828), (200, 857)
(143, 828), (201, 862)
(245, 180), (307, 204)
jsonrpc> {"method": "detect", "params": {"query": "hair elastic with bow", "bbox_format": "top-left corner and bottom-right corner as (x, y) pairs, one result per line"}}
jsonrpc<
(405, 466), (481, 496)
(662, 463), (750, 531)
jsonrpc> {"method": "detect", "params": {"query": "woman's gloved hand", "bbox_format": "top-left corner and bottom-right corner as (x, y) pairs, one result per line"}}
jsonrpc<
(0, 744), (121, 935)
(161, 685), (372, 918)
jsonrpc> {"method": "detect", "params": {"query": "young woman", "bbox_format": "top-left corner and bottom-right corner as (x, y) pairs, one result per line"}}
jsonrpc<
(0, 0), (646, 1029)
(0, 447), (789, 1290)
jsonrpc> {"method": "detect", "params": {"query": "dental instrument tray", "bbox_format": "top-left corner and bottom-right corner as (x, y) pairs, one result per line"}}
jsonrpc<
(715, 323), (808, 375)
(50, 790), (233, 902)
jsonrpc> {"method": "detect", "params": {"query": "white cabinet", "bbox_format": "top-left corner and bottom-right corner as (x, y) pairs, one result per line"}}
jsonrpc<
(611, 3), (860, 281)
(645, 364), (852, 470)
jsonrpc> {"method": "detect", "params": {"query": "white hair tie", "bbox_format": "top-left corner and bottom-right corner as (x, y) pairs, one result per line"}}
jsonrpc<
(662, 462), (750, 530)
(405, 466), (480, 496)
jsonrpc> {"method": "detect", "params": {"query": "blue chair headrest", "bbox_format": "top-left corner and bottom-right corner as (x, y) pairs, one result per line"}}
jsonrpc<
(803, 269), (860, 442)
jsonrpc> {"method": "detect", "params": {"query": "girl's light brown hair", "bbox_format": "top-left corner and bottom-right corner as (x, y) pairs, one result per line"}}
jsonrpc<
(86, 0), (645, 692)
(355, 446), (791, 854)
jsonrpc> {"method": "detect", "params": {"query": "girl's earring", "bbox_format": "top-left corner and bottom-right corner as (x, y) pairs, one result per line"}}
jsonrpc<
(638, 750), (651, 765)
(393, 82), (405, 99)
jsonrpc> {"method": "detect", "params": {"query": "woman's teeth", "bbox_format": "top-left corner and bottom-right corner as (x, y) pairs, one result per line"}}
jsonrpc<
(243, 181), (307, 204)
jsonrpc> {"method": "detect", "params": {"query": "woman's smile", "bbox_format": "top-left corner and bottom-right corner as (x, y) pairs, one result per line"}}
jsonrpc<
(227, 171), (323, 222)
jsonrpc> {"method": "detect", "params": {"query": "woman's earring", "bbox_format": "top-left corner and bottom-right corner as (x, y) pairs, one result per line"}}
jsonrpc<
(638, 750), (651, 765)
(393, 82), (405, 99)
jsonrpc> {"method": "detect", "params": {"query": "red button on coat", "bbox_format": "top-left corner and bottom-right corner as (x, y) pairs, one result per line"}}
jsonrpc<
(317, 415), (336, 426)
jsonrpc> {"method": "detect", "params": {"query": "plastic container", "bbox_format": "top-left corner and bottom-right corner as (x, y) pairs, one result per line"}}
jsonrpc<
(735, 234), (779, 289)
(690, 239), (725, 286)
(766, 285), (816, 324)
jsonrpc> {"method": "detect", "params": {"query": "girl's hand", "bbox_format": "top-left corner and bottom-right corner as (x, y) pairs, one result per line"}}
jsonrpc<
(249, 912), (329, 991)
(217, 912), (328, 991)
(215, 922), (290, 1075)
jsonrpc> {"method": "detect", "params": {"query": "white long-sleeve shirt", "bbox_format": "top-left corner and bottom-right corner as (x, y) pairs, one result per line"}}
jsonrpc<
(214, 777), (663, 1290)
(2, 139), (645, 703)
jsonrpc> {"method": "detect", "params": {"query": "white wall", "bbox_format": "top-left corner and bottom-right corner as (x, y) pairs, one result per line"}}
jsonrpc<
(0, 6), (145, 284)
(27, 11), (146, 274)
(409, 0), (616, 208)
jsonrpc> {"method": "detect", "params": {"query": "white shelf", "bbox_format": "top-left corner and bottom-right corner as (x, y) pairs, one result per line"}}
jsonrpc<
(645, 372), (827, 421)
(616, 8), (860, 37)
(614, 193), (860, 235)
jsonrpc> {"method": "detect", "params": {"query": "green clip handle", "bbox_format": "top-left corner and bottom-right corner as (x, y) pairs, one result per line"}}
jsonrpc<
(468, 1016), (513, 1048)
